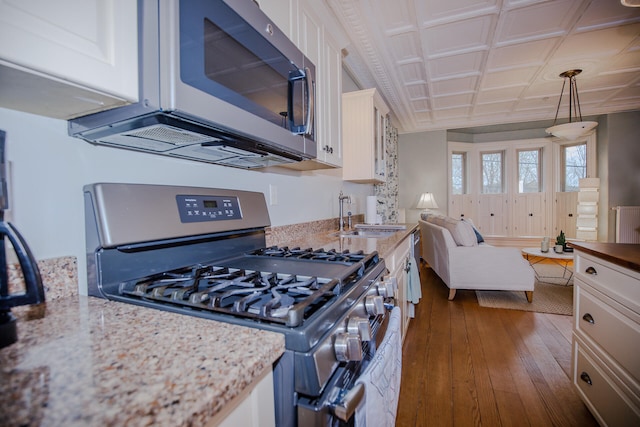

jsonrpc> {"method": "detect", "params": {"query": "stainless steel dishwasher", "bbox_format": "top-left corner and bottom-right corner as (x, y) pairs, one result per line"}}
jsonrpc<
(412, 227), (421, 267)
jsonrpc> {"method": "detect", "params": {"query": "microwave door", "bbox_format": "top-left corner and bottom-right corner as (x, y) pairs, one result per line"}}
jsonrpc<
(180, 1), (298, 131)
(287, 66), (314, 139)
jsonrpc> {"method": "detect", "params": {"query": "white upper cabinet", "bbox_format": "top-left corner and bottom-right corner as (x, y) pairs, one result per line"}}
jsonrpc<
(0, 0), (138, 119)
(255, 0), (297, 41)
(342, 88), (389, 183)
(261, 0), (345, 170)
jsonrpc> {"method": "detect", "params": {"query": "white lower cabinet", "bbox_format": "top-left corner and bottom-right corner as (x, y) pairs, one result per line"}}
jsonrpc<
(572, 249), (640, 426)
(386, 232), (412, 341)
(209, 369), (275, 427)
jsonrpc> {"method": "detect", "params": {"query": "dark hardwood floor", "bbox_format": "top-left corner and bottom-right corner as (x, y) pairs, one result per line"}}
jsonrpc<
(396, 263), (598, 427)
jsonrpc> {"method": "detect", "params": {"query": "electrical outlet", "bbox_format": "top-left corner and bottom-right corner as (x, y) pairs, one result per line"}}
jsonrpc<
(269, 184), (278, 205)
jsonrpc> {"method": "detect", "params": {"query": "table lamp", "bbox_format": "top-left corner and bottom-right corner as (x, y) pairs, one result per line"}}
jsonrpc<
(417, 192), (438, 215)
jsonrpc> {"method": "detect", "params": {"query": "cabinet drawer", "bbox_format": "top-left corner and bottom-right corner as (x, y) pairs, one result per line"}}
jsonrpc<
(575, 252), (640, 314)
(573, 341), (640, 427)
(575, 284), (640, 389)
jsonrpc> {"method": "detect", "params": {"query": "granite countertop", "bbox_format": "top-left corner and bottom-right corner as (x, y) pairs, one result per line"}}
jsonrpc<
(0, 296), (285, 427)
(569, 241), (640, 273)
(0, 223), (416, 426)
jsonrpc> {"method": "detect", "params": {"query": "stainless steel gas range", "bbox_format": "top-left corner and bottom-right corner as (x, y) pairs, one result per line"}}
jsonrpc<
(84, 183), (397, 426)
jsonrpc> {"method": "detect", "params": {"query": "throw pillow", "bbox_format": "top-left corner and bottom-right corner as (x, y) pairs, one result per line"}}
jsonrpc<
(462, 218), (484, 243)
(442, 217), (478, 247)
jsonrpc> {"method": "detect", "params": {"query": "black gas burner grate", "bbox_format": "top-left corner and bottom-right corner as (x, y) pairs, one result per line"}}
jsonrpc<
(248, 246), (367, 264)
(118, 264), (340, 327)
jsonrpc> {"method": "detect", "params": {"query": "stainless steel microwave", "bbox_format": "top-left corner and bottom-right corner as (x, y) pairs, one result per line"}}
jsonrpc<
(68, 0), (316, 169)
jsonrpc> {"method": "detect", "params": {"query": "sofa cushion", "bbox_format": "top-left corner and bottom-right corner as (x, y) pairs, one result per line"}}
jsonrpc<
(425, 214), (477, 247)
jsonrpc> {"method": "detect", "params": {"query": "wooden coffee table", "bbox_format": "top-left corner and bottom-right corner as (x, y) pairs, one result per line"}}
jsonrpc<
(522, 247), (574, 286)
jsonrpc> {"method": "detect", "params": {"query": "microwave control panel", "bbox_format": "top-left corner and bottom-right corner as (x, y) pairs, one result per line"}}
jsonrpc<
(176, 195), (242, 223)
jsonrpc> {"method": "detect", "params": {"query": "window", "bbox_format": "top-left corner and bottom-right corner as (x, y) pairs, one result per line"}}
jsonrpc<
(518, 148), (542, 193)
(481, 151), (504, 193)
(451, 152), (466, 195)
(561, 143), (587, 191)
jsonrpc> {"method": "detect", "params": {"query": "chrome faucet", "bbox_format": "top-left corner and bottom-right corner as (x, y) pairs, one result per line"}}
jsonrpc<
(338, 191), (351, 232)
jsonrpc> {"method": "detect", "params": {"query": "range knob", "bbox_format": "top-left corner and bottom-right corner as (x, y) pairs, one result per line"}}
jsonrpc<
(364, 295), (385, 316)
(334, 333), (363, 362)
(348, 316), (372, 341)
(376, 277), (398, 298)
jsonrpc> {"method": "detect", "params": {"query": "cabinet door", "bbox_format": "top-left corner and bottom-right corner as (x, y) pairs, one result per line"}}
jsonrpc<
(556, 192), (578, 239)
(374, 108), (386, 180)
(477, 195), (508, 236)
(388, 236), (412, 342)
(0, 0), (137, 107)
(513, 193), (546, 237)
(214, 370), (275, 427)
(257, 0), (295, 40)
(450, 194), (476, 221)
(321, 32), (343, 166)
(342, 89), (389, 183)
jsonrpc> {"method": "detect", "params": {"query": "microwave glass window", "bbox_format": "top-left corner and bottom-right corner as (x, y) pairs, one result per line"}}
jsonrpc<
(203, 18), (298, 129)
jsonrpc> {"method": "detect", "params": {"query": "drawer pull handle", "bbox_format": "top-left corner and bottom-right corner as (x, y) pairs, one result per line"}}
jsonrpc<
(585, 266), (597, 275)
(580, 372), (593, 386)
(582, 313), (595, 324)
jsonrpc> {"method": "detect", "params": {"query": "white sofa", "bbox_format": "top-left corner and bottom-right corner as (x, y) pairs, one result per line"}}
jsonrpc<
(419, 215), (535, 302)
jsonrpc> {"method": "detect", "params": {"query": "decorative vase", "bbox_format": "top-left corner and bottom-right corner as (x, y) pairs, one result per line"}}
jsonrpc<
(541, 240), (549, 253)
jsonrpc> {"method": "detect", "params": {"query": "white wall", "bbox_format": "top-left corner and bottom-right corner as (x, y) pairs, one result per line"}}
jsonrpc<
(397, 130), (448, 223)
(599, 110), (640, 241)
(0, 107), (372, 293)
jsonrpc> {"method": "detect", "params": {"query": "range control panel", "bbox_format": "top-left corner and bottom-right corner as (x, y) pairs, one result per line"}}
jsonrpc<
(176, 195), (242, 223)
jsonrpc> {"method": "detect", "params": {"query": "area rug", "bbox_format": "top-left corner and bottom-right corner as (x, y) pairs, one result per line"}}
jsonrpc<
(476, 281), (573, 316)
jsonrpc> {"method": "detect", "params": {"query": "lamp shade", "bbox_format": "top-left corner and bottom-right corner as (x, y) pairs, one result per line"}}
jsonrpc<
(417, 192), (438, 209)
(546, 121), (597, 140)
(545, 69), (597, 140)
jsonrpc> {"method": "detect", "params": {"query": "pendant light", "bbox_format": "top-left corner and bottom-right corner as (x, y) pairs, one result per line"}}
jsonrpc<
(545, 69), (597, 140)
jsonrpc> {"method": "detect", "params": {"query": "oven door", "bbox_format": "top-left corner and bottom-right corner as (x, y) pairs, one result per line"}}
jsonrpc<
(296, 306), (401, 427)
(176, 0), (315, 146)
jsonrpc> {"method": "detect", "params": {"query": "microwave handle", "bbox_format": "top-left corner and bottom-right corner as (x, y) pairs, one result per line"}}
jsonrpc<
(303, 66), (314, 137)
(287, 68), (313, 136)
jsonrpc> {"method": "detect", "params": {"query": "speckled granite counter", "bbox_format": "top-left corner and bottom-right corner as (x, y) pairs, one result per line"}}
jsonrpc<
(0, 296), (285, 427)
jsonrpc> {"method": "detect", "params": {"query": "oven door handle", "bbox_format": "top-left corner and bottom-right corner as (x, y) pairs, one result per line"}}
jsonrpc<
(331, 382), (365, 422)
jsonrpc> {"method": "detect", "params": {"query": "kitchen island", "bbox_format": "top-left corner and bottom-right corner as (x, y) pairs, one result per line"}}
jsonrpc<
(569, 241), (640, 426)
(1, 224), (418, 426)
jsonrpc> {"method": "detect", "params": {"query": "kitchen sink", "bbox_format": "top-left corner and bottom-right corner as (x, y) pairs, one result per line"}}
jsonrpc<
(330, 224), (406, 238)
(330, 229), (398, 238)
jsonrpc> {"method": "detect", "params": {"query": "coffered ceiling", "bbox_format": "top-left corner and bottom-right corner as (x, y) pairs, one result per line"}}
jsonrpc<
(325, 0), (640, 134)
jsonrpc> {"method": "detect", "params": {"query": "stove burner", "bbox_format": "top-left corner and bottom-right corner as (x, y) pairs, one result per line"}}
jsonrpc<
(249, 246), (367, 264)
(119, 264), (339, 327)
